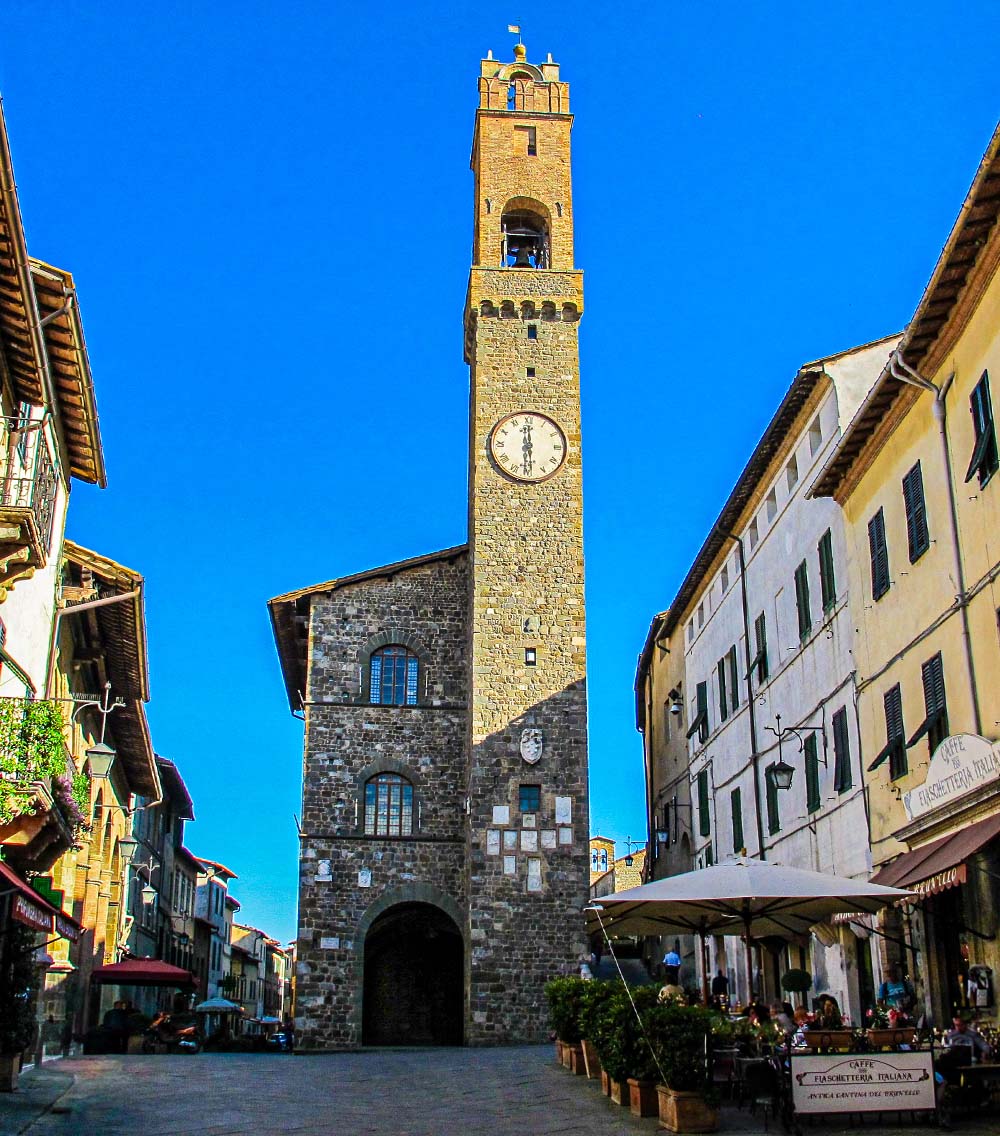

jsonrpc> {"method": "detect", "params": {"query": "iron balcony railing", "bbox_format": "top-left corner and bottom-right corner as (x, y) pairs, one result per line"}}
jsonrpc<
(1, 432), (58, 556)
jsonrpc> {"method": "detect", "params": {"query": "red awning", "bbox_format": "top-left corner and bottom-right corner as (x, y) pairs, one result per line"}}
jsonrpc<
(0, 859), (81, 939)
(89, 957), (198, 987)
(872, 812), (1000, 897)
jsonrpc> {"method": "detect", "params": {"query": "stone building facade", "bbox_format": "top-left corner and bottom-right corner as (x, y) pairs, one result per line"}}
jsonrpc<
(269, 44), (590, 1049)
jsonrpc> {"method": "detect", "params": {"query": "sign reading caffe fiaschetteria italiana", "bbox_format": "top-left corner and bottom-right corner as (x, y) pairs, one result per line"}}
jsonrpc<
(903, 734), (1000, 821)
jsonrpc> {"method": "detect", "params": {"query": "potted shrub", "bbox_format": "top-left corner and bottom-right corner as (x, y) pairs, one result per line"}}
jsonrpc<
(578, 980), (615, 1080)
(865, 1006), (915, 1050)
(644, 1002), (719, 1133)
(544, 977), (588, 1072)
(0, 923), (38, 1091)
(780, 968), (813, 1003)
(590, 985), (660, 1112)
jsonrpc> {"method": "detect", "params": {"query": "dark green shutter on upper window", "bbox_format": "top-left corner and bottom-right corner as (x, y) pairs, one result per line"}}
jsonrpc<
(731, 787), (744, 853)
(754, 612), (769, 682)
(921, 653), (948, 752)
(687, 680), (709, 742)
(818, 529), (836, 613)
(868, 508), (890, 600)
(832, 707), (852, 793)
(805, 733), (821, 813)
(728, 645), (740, 712)
(966, 371), (999, 487)
(902, 462), (930, 562)
(717, 657), (728, 722)
(766, 767), (780, 834)
(794, 560), (812, 641)
(885, 685), (907, 780)
(698, 769), (711, 837)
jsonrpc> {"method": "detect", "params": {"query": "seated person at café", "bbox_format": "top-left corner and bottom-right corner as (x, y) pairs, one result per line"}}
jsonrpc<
(944, 1015), (992, 1061)
(772, 1001), (796, 1034)
(808, 995), (843, 1030)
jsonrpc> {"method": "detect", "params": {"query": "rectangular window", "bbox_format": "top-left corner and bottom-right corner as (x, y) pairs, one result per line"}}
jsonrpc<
(698, 769), (711, 837)
(786, 455), (799, 492)
(886, 685), (907, 780)
(868, 507), (890, 600)
(766, 489), (778, 522)
(686, 680), (709, 743)
(731, 787), (744, 854)
(902, 461), (930, 562)
(721, 564), (729, 592)
(809, 414), (823, 456)
(832, 707), (852, 793)
(794, 560), (812, 642)
(727, 645), (740, 712)
(526, 366), (535, 378)
(817, 529), (836, 613)
(717, 657), (728, 723)
(966, 370), (999, 487)
(526, 324), (538, 340)
(913, 652), (948, 754)
(514, 124), (537, 155)
(749, 517), (759, 549)
(519, 784), (541, 814)
(698, 602), (704, 628)
(805, 733), (821, 813)
(753, 612), (769, 683)
(766, 766), (781, 834)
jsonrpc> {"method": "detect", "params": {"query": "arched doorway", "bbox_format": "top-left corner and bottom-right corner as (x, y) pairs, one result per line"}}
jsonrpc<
(362, 902), (463, 1046)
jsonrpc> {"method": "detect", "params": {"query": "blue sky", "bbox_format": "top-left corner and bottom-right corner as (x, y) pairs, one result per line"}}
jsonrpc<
(3, 3), (999, 942)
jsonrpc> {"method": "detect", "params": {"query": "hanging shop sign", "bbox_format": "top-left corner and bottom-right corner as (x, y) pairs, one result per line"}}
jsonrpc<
(791, 1051), (935, 1114)
(11, 892), (53, 934)
(903, 734), (1000, 821)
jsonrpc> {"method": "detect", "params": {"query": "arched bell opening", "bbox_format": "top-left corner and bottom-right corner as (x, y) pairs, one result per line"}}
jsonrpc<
(501, 205), (550, 269)
(361, 901), (464, 1046)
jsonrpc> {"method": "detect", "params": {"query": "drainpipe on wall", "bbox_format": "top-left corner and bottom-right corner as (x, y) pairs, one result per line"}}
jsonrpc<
(889, 351), (983, 737)
(714, 525), (766, 861)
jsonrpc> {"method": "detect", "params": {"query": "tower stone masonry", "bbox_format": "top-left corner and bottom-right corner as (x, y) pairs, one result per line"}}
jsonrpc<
(268, 43), (589, 1050)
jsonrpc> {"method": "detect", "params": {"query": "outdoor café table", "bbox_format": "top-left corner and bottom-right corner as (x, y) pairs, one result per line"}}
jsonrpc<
(958, 1062), (1000, 1109)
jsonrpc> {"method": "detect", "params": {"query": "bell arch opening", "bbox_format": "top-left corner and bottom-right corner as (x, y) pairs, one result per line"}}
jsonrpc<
(362, 901), (464, 1046)
(501, 198), (550, 269)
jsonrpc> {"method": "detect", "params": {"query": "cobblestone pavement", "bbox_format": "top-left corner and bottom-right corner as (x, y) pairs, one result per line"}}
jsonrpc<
(2, 1047), (998, 1136)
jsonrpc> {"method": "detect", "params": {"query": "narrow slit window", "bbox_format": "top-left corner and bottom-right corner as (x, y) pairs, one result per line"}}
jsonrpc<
(514, 125), (537, 156)
(526, 324), (538, 340)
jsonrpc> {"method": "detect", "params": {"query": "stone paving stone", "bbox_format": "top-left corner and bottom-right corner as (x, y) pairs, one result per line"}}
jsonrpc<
(2, 1045), (999, 1136)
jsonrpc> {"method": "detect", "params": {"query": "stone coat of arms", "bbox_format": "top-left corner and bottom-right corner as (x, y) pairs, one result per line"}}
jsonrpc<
(520, 727), (544, 765)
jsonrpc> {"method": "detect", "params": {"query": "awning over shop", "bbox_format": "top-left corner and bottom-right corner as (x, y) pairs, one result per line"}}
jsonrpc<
(872, 812), (1000, 897)
(90, 958), (198, 987)
(0, 859), (82, 939)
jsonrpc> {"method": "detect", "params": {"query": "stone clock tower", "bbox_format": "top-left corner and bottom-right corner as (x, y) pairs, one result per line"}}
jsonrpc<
(269, 44), (589, 1051)
(464, 44), (590, 1043)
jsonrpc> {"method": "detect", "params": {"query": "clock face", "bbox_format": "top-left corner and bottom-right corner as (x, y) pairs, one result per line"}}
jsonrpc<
(490, 412), (566, 482)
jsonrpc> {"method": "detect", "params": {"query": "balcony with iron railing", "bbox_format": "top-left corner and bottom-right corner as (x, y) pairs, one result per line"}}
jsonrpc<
(0, 416), (59, 597)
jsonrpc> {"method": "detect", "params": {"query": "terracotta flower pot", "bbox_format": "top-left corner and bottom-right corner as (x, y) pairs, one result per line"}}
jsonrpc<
(656, 1085), (719, 1133)
(0, 1054), (21, 1093)
(866, 1027), (914, 1050)
(802, 1028), (855, 1051)
(628, 1078), (658, 1117)
(610, 1077), (629, 1106)
(568, 1044), (586, 1075)
(554, 1040), (563, 1064)
(600, 1068), (612, 1096)
(581, 1038), (602, 1079)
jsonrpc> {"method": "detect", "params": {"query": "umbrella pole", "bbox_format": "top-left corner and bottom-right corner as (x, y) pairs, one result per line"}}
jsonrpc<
(744, 912), (755, 1006)
(700, 931), (710, 1006)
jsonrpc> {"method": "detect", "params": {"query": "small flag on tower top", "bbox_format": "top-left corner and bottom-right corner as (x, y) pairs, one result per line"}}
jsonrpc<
(507, 24), (520, 34)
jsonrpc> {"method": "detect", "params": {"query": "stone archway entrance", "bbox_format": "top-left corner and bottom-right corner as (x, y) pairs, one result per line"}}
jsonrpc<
(362, 902), (463, 1046)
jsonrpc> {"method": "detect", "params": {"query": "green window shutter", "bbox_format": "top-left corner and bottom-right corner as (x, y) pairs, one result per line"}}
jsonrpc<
(805, 733), (821, 813)
(921, 653), (948, 751)
(728, 645), (740, 712)
(766, 767), (780, 835)
(966, 371), (999, 486)
(731, 787), (744, 853)
(818, 529), (836, 613)
(698, 768), (711, 837)
(885, 684), (907, 780)
(754, 612), (769, 681)
(868, 508), (890, 600)
(794, 560), (811, 641)
(902, 462), (930, 562)
(717, 658), (728, 722)
(832, 707), (852, 793)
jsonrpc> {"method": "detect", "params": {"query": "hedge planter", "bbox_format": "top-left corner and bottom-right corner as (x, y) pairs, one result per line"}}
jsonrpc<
(656, 1086), (719, 1133)
(600, 1069), (612, 1096)
(610, 1077), (629, 1106)
(568, 1044), (587, 1076)
(0, 1055), (20, 1093)
(628, 1078), (658, 1117)
(554, 1040), (563, 1065)
(582, 1039), (602, 1079)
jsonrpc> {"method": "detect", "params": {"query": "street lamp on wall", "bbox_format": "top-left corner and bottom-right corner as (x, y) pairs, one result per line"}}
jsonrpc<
(85, 741), (116, 780)
(762, 713), (827, 792)
(117, 835), (140, 865)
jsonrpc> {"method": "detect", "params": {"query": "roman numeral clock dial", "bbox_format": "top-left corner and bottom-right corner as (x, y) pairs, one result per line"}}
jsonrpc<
(490, 412), (566, 482)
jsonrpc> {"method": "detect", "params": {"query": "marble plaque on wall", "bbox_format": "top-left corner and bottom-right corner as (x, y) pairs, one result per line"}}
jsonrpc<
(520, 829), (538, 851)
(541, 830), (557, 849)
(486, 829), (501, 855)
(492, 805), (510, 825)
(555, 796), (572, 824)
(503, 830), (518, 850)
(527, 858), (543, 892)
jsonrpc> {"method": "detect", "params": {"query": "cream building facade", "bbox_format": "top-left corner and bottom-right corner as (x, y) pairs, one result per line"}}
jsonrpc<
(813, 123), (1000, 1026)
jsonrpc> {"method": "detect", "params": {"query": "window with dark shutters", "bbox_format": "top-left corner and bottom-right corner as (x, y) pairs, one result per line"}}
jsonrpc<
(868, 508), (890, 600)
(751, 612), (769, 683)
(686, 680), (709, 742)
(832, 707), (852, 793)
(908, 653), (948, 754)
(717, 657), (728, 722)
(966, 371), (999, 488)
(818, 529), (837, 612)
(731, 787), (744, 853)
(698, 768), (711, 837)
(794, 560), (812, 642)
(727, 645), (740, 712)
(867, 683), (907, 779)
(902, 462), (930, 562)
(805, 733), (821, 813)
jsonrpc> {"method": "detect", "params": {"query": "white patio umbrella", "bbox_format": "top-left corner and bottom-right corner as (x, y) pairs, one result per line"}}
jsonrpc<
(585, 857), (912, 1002)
